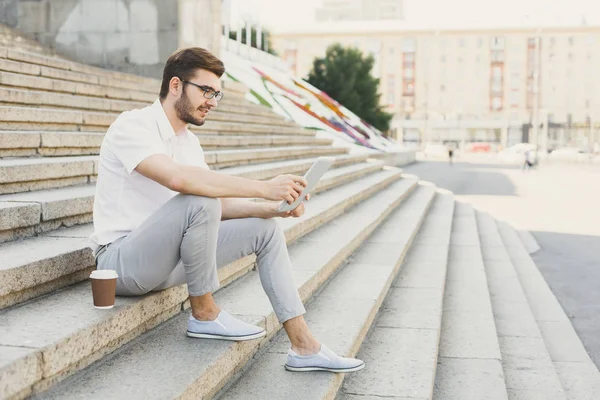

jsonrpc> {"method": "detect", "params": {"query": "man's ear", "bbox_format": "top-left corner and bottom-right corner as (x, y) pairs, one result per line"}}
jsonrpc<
(169, 77), (182, 97)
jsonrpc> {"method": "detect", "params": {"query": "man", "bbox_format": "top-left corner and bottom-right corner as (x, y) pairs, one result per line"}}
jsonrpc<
(523, 149), (535, 170)
(91, 47), (364, 373)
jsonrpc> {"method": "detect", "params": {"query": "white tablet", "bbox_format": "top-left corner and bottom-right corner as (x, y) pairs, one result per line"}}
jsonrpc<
(276, 157), (336, 213)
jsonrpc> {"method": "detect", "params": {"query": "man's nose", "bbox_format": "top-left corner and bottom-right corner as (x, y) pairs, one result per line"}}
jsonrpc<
(207, 97), (218, 108)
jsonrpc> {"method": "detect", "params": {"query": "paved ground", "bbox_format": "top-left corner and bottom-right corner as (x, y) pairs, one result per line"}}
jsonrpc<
(403, 154), (600, 369)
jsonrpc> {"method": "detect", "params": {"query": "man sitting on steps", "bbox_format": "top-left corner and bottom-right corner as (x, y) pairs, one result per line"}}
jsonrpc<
(90, 47), (364, 373)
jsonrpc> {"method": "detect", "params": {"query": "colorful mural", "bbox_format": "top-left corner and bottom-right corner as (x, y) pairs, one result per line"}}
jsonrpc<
(221, 50), (400, 153)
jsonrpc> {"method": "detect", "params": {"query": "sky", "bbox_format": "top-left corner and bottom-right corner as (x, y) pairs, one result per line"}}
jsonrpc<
(227, 0), (600, 31)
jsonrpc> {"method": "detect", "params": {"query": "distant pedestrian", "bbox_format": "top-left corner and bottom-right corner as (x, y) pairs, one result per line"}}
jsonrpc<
(523, 149), (535, 170)
(448, 147), (454, 165)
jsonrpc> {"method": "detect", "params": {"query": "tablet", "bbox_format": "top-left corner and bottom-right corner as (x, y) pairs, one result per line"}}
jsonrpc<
(276, 156), (335, 213)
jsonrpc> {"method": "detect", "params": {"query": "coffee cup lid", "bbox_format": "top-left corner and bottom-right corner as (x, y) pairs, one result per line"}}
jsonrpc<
(90, 269), (118, 279)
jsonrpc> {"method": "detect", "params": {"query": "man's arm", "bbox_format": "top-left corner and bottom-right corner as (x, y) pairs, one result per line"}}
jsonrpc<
(220, 196), (310, 220)
(220, 198), (277, 220)
(135, 154), (307, 201)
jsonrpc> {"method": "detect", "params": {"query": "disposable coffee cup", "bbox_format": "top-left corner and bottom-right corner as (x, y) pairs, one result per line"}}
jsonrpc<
(90, 270), (118, 309)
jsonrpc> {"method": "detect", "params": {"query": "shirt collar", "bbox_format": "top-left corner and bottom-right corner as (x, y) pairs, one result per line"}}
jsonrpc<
(151, 99), (176, 141)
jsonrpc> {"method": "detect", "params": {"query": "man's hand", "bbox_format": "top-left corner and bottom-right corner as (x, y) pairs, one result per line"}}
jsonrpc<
(273, 194), (310, 219)
(261, 174), (308, 204)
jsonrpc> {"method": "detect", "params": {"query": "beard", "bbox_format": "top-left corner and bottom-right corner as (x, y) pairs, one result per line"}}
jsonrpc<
(174, 91), (207, 126)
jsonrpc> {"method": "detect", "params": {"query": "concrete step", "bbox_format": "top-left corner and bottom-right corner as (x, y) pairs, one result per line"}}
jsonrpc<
(207, 146), (348, 169)
(336, 189), (455, 400)
(0, 55), (257, 109)
(0, 183), (96, 244)
(476, 211), (565, 400)
(0, 169), (410, 399)
(0, 131), (332, 157)
(0, 87), (288, 121)
(0, 56), (159, 95)
(0, 103), (299, 131)
(0, 146), (347, 194)
(32, 177), (420, 400)
(0, 105), (313, 135)
(0, 46), (157, 86)
(0, 47), (260, 110)
(0, 155), (96, 195)
(197, 120), (315, 136)
(0, 160), (389, 307)
(516, 229), (541, 254)
(497, 221), (600, 400)
(0, 26), (59, 58)
(0, 69), (248, 106)
(0, 69), (157, 103)
(218, 184), (439, 400)
(433, 202), (508, 400)
(0, 47), (249, 100)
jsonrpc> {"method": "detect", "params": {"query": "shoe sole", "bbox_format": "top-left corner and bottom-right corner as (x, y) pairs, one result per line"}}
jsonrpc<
(284, 362), (365, 373)
(186, 330), (266, 341)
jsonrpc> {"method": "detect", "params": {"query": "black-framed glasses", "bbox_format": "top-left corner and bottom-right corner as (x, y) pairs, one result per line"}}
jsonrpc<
(180, 79), (224, 102)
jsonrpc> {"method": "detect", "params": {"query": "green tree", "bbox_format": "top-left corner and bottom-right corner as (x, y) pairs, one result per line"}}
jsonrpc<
(228, 27), (277, 56)
(307, 43), (393, 132)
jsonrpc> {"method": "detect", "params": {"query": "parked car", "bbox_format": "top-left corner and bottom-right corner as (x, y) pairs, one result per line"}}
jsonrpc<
(548, 147), (587, 162)
(498, 143), (537, 163)
(423, 143), (451, 158)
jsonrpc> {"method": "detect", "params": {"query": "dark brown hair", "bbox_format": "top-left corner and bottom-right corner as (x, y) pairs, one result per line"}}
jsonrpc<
(159, 47), (225, 99)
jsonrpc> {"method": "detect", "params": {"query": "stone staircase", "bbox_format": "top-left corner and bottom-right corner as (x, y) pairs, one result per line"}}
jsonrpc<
(1, 43), (599, 400)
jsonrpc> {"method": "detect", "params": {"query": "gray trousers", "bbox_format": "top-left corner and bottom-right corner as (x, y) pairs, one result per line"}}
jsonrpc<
(96, 194), (306, 323)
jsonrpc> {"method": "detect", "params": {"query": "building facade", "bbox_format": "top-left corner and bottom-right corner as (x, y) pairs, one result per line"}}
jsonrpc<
(0, 0), (222, 78)
(316, 0), (404, 22)
(273, 22), (600, 150)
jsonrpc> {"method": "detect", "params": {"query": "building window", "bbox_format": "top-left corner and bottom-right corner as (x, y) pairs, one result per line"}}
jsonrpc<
(477, 37), (483, 48)
(387, 92), (396, 105)
(402, 38), (416, 52)
(550, 37), (556, 46)
(491, 36), (505, 50)
(491, 78), (503, 93)
(588, 35), (596, 46)
(491, 97), (503, 110)
(568, 36), (574, 46)
(510, 76), (519, 90)
(491, 51), (504, 62)
(492, 65), (503, 78)
(509, 91), (519, 106)
(387, 75), (395, 105)
(403, 53), (415, 63)
(403, 67), (414, 79)
(458, 38), (465, 47)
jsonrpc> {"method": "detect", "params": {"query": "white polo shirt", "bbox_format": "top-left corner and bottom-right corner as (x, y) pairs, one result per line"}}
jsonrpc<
(90, 99), (209, 252)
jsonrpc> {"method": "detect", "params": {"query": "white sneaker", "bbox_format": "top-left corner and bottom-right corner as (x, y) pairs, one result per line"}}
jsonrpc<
(285, 344), (365, 373)
(186, 310), (266, 341)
